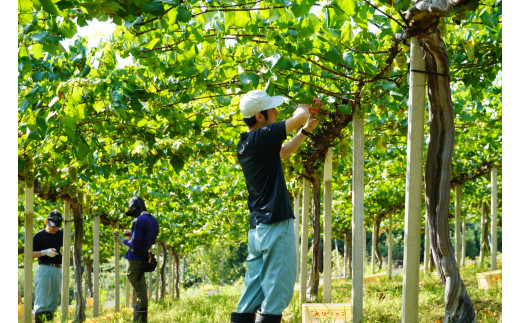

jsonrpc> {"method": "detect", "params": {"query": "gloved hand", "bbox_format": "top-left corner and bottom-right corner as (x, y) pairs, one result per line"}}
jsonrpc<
(114, 234), (125, 244)
(41, 248), (58, 257)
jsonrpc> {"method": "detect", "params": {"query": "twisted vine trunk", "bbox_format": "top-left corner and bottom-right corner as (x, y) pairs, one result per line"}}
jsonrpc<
(374, 217), (383, 272)
(159, 242), (167, 301)
(71, 202), (86, 323)
(406, 1), (476, 321)
(84, 258), (93, 298)
(306, 174), (322, 301)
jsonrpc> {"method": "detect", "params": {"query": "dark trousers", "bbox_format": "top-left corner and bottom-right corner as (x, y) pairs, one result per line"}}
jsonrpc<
(127, 260), (148, 310)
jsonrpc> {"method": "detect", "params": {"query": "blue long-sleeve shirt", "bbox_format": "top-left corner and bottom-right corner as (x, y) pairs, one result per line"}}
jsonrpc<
(124, 213), (159, 261)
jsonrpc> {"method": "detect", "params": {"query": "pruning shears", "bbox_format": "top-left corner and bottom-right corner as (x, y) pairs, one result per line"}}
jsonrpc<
(310, 98), (322, 116)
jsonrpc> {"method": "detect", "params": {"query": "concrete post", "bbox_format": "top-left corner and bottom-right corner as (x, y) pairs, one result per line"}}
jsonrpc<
(294, 190), (301, 282)
(93, 214), (100, 317)
(352, 102), (365, 323)
(299, 178), (311, 304)
(455, 185), (461, 266)
(61, 201), (72, 323)
(423, 211), (431, 275)
(388, 213), (393, 279)
(491, 167), (498, 270)
(402, 37), (426, 323)
(115, 221), (120, 312)
(23, 183), (34, 323)
(323, 147), (333, 302)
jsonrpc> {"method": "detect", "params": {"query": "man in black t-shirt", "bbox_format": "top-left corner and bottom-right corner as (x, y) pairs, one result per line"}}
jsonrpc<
(32, 210), (63, 323)
(231, 90), (319, 323)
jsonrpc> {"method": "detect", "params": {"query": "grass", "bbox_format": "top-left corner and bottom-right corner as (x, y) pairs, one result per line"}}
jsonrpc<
(35, 261), (501, 322)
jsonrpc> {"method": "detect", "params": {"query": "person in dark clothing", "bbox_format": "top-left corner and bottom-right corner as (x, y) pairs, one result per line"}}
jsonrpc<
(32, 210), (63, 323)
(114, 196), (159, 323)
(231, 90), (319, 323)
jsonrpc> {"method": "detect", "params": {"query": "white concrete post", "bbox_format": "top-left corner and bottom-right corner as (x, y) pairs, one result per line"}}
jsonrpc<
(148, 245), (153, 299)
(323, 147), (333, 302)
(299, 178), (311, 304)
(125, 275), (130, 308)
(335, 239), (342, 277)
(371, 222), (377, 274)
(23, 183), (34, 323)
(93, 214), (100, 317)
(424, 211), (431, 275)
(169, 247), (174, 297)
(61, 201), (72, 323)
(352, 102), (365, 323)
(155, 245), (160, 301)
(402, 37), (426, 323)
(115, 221), (120, 312)
(455, 184), (461, 266)
(479, 201), (485, 265)
(461, 215), (466, 267)
(294, 190), (301, 282)
(388, 213), (393, 279)
(491, 167), (498, 270)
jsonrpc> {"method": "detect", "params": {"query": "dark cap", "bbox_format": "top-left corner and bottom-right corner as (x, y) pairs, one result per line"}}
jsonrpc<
(47, 210), (63, 227)
(126, 196), (147, 217)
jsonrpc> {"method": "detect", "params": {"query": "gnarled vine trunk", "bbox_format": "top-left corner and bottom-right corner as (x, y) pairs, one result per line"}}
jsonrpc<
(159, 242), (167, 301)
(84, 257), (93, 298)
(71, 202), (86, 323)
(405, 0), (477, 321)
(374, 217), (383, 272)
(306, 174), (322, 301)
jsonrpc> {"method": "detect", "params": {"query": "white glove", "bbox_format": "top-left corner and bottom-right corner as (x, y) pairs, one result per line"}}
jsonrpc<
(114, 234), (125, 244)
(41, 248), (58, 257)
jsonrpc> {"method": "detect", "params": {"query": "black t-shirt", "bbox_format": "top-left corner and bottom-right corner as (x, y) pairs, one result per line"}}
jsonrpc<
(237, 121), (294, 229)
(33, 229), (63, 265)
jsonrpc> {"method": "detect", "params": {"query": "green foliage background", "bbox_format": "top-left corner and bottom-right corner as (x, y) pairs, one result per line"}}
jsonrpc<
(17, 0), (502, 291)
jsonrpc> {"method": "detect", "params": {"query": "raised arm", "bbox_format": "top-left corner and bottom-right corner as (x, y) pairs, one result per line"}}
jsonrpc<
(280, 112), (320, 159)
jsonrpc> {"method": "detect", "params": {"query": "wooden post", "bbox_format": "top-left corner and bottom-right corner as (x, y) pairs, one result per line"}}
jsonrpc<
(455, 184), (461, 266)
(115, 221), (120, 312)
(352, 102), (364, 323)
(294, 190), (301, 282)
(490, 167), (498, 270)
(323, 147), (333, 302)
(299, 178), (310, 304)
(23, 183), (34, 323)
(388, 213), (393, 279)
(93, 214), (100, 317)
(402, 37), (426, 323)
(423, 211), (431, 275)
(371, 222), (377, 275)
(61, 201), (72, 323)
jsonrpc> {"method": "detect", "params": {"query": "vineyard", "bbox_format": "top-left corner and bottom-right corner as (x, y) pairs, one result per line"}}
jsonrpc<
(16, 0), (503, 322)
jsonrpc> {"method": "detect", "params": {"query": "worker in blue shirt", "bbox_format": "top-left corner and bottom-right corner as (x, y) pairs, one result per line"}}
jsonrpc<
(114, 196), (159, 323)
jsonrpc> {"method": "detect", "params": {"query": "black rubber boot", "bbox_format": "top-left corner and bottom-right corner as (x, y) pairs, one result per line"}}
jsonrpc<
(35, 311), (52, 323)
(133, 305), (147, 322)
(230, 312), (256, 323)
(255, 312), (282, 323)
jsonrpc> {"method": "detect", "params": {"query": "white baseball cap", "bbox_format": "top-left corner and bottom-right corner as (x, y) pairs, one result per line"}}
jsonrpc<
(239, 90), (285, 118)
